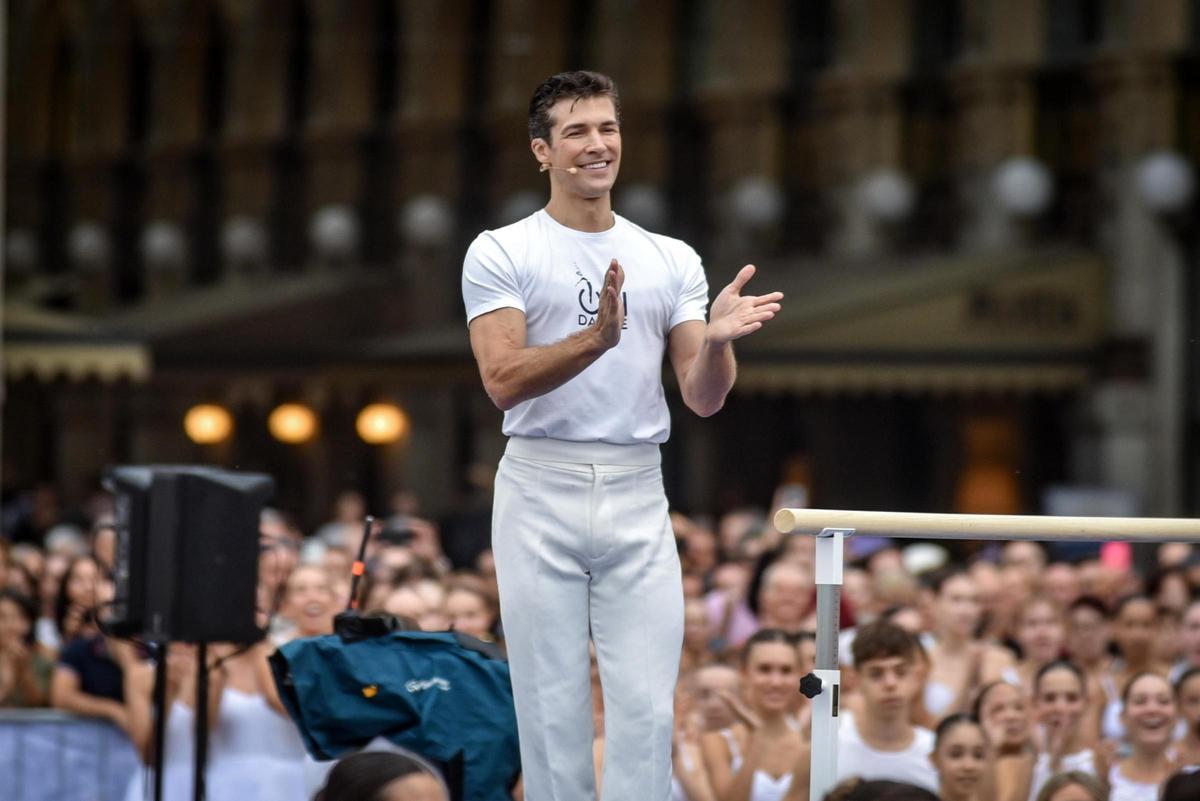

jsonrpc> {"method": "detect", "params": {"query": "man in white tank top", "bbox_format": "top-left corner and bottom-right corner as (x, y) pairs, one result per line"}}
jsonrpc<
(462, 70), (783, 801)
(837, 621), (939, 793)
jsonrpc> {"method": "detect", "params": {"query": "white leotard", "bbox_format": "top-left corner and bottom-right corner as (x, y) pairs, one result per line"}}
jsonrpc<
(1027, 749), (1097, 801)
(720, 729), (793, 801)
(1107, 763), (1163, 801)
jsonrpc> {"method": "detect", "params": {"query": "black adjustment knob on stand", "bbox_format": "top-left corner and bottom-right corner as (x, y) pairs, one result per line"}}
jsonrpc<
(799, 672), (823, 698)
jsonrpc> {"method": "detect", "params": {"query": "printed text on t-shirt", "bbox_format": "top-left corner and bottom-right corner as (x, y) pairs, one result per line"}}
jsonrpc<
(575, 270), (629, 329)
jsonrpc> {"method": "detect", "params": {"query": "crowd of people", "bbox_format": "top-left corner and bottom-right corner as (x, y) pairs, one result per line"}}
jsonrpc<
(5, 478), (1200, 801)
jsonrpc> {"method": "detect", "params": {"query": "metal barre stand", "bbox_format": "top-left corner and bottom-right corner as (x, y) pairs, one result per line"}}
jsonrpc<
(776, 507), (1200, 801)
(796, 527), (851, 801)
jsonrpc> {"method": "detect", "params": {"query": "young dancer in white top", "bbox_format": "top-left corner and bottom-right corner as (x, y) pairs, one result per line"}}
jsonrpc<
(929, 714), (987, 801)
(1109, 672), (1178, 801)
(701, 629), (804, 801)
(1027, 661), (1101, 801)
(921, 567), (1014, 720)
(462, 70), (782, 801)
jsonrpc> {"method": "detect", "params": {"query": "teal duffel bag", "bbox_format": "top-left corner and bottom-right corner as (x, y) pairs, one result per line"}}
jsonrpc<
(270, 628), (520, 801)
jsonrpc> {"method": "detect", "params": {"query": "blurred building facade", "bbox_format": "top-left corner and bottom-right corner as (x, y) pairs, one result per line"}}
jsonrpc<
(4, 0), (1200, 527)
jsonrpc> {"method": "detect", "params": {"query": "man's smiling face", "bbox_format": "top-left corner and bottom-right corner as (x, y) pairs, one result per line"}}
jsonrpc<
(539, 95), (622, 199)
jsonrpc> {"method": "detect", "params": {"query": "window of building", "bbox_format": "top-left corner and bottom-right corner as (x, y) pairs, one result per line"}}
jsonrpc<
(128, 20), (151, 146)
(913, 0), (964, 75)
(789, 0), (833, 76)
(285, 0), (310, 130)
(1034, 68), (1101, 244)
(372, 0), (398, 122)
(204, 6), (227, 137)
(1045, 0), (1107, 63)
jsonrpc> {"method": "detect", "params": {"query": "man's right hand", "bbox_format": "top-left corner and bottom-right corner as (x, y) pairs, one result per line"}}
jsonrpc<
(468, 257), (626, 411)
(593, 259), (625, 350)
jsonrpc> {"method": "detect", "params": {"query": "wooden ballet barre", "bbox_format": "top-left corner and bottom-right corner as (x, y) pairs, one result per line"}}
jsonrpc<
(773, 507), (1200, 542)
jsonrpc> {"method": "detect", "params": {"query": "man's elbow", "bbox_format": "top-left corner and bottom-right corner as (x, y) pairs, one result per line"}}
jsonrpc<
(686, 394), (725, 418)
(486, 388), (518, 412)
(491, 395), (519, 413)
(482, 375), (519, 412)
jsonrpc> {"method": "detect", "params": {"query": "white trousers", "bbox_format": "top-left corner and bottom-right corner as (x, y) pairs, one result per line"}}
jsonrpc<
(493, 437), (684, 801)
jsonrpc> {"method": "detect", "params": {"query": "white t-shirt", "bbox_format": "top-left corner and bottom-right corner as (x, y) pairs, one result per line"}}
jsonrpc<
(836, 711), (939, 793)
(462, 209), (709, 444)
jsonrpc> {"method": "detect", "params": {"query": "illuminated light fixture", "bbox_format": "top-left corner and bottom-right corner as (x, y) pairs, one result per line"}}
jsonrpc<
(859, 168), (916, 223)
(268, 403), (319, 444)
(993, 157), (1054, 218)
(730, 176), (784, 229)
(310, 205), (360, 261)
(356, 403), (409, 445)
(399, 195), (454, 249)
(184, 404), (234, 445)
(1136, 150), (1195, 214)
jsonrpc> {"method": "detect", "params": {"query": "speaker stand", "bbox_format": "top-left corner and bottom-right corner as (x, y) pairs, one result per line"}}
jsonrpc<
(150, 642), (168, 801)
(193, 642), (210, 801)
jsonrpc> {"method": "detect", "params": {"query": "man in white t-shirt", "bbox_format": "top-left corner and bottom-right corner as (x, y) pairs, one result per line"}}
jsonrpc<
(838, 620), (939, 792)
(461, 70), (782, 801)
(791, 620), (939, 797)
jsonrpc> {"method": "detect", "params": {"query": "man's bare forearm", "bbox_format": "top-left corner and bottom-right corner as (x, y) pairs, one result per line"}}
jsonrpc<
(682, 338), (736, 417)
(482, 327), (610, 411)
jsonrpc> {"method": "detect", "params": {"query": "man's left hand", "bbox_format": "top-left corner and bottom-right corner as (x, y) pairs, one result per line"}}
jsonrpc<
(706, 265), (783, 345)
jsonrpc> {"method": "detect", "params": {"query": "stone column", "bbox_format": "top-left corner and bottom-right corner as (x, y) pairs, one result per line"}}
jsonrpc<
(1088, 53), (1185, 513)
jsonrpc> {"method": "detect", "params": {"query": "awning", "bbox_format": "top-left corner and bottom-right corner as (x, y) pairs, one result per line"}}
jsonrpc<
(3, 342), (151, 382)
(737, 362), (1091, 395)
(4, 302), (152, 383)
(735, 247), (1107, 395)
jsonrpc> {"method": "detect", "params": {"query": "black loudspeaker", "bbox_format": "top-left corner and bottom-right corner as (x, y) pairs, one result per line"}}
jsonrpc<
(103, 465), (274, 642)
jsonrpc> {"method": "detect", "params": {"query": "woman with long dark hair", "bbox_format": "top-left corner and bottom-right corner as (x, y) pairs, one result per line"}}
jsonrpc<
(48, 555), (130, 731)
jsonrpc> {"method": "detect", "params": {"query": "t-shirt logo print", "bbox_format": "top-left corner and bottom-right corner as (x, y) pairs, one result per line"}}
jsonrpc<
(575, 265), (628, 329)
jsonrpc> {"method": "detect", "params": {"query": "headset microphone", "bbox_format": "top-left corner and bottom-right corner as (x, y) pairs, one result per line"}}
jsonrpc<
(539, 164), (579, 175)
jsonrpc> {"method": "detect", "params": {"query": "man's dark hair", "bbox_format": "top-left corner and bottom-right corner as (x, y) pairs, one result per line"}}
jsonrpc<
(851, 619), (916, 666)
(528, 70), (620, 142)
